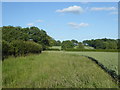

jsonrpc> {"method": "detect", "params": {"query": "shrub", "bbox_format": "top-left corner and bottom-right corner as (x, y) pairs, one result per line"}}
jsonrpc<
(65, 48), (119, 52)
(61, 40), (74, 50)
(24, 41), (42, 54)
(11, 40), (25, 56)
(11, 40), (42, 56)
(2, 40), (13, 59)
(2, 40), (43, 60)
(77, 42), (84, 49)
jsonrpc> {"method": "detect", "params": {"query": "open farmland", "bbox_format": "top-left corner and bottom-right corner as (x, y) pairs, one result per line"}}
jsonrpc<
(65, 52), (118, 75)
(2, 51), (118, 88)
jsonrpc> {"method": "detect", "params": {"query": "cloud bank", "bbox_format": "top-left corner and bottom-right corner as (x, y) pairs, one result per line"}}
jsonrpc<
(68, 22), (89, 29)
(56, 6), (84, 14)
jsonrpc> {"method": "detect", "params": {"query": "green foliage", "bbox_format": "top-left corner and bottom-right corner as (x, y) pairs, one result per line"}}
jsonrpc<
(11, 40), (25, 56)
(65, 48), (119, 52)
(55, 40), (61, 46)
(49, 40), (61, 46)
(117, 39), (120, 49)
(2, 26), (55, 59)
(83, 38), (118, 49)
(77, 42), (84, 49)
(2, 40), (12, 59)
(24, 41), (42, 54)
(2, 26), (53, 49)
(61, 40), (74, 50)
(2, 40), (42, 59)
(71, 39), (78, 46)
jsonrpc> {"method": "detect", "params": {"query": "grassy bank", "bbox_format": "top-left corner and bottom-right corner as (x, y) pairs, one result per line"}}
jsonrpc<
(2, 51), (118, 88)
(65, 52), (118, 76)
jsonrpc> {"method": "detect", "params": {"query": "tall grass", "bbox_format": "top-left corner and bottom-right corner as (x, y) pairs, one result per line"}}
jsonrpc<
(65, 52), (118, 75)
(2, 51), (118, 88)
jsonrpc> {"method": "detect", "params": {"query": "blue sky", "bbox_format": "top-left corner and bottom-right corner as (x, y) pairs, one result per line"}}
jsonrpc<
(2, 2), (118, 41)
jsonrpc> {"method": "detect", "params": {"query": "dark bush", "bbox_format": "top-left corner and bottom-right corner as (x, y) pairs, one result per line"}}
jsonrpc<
(11, 40), (25, 57)
(2, 40), (42, 60)
(65, 48), (119, 52)
(11, 40), (42, 56)
(24, 41), (42, 54)
(2, 40), (13, 60)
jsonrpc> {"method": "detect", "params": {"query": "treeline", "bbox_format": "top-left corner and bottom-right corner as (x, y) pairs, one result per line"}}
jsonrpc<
(61, 40), (84, 50)
(2, 26), (120, 59)
(65, 48), (119, 52)
(2, 26), (55, 60)
(59, 38), (119, 51)
(83, 38), (119, 49)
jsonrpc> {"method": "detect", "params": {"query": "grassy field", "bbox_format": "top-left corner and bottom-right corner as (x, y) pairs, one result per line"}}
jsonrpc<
(74, 45), (94, 49)
(49, 46), (61, 50)
(2, 51), (118, 88)
(84, 46), (94, 49)
(65, 52), (118, 75)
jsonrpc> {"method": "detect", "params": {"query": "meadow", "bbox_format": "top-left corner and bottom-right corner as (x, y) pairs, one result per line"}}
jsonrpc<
(65, 52), (118, 75)
(49, 46), (61, 50)
(2, 51), (118, 88)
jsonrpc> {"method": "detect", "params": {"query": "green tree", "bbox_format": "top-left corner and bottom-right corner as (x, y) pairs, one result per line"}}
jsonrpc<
(61, 40), (74, 50)
(83, 38), (118, 49)
(2, 40), (12, 59)
(77, 42), (84, 49)
(71, 39), (78, 46)
(2, 26), (53, 50)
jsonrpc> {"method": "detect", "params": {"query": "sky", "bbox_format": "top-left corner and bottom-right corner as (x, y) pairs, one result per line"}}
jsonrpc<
(2, 2), (118, 42)
(1, 0), (119, 2)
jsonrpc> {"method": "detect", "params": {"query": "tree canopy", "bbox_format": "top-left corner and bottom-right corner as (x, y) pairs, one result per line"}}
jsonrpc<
(2, 26), (54, 49)
(83, 38), (118, 49)
(2, 26), (54, 59)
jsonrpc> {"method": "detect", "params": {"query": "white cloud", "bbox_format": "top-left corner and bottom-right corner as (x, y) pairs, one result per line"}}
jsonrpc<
(90, 7), (117, 11)
(27, 23), (34, 26)
(56, 6), (84, 14)
(36, 20), (43, 22)
(68, 22), (89, 29)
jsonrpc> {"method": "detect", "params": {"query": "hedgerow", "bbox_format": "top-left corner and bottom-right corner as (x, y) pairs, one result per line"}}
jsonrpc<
(2, 40), (42, 60)
(65, 48), (119, 52)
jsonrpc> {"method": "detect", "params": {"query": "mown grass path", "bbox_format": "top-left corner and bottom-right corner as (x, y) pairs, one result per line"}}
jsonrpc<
(2, 51), (118, 88)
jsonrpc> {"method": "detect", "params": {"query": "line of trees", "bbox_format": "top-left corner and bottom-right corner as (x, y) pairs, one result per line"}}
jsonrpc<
(83, 38), (119, 49)
(2, 26), (120, 59)
(61, 40), (84, 50)
(2, 26), (55, 60)
(60, 38), (119, 50)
